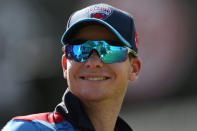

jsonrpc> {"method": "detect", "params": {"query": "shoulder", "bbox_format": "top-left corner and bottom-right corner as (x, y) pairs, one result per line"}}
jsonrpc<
(13, 112), (65, 123)
(2, 119), (38, 131)
(2, 112), (75, 131)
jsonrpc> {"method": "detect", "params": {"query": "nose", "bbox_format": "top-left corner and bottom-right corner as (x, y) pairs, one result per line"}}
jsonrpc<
(84, 51), (103, 68)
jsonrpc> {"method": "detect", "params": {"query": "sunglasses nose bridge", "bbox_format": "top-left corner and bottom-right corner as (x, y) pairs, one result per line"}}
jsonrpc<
(84, 50), (103, 68)
(89, 49), (100, 58)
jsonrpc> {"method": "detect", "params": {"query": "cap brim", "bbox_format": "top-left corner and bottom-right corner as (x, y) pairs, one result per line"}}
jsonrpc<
(61, 18), (132, 48)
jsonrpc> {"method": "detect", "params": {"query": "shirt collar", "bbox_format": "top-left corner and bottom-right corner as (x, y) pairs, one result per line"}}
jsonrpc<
(55, 88), (132, 131)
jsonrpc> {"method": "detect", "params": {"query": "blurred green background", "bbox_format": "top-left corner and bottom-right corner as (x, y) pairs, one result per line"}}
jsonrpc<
(0, 0), (197, 130)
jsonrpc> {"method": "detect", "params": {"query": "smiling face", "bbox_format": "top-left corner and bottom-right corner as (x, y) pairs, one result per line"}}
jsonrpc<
(62, 25), (141, 102)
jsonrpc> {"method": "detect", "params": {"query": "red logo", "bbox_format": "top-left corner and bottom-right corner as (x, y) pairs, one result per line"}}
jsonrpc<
(91, 13), (105, 19)
(135, 31), (139, 49)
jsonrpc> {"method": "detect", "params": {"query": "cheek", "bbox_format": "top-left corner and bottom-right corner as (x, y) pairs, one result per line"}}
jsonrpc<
(114, 62), (130, 77)
(111, 63), (130, 83)
(67, 62), (75, 79)
(121, 62), (131, 81)
(66, 61), (80, 85)
(107, 63), (129, 97)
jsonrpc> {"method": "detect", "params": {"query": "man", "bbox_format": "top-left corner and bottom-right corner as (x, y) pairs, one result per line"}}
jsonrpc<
(2, 3), (141, 131)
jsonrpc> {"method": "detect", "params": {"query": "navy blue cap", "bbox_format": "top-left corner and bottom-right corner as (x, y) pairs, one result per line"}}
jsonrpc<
(61, 3), (139, 55)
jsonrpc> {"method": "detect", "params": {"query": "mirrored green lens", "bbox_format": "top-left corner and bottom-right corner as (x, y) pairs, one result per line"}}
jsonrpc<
(100, 46), (127, 63)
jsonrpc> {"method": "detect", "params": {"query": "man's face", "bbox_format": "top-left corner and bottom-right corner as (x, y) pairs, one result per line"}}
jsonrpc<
(62, 25), (141, 102)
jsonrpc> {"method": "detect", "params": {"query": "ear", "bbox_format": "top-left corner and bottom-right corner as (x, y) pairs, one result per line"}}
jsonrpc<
(128, 58), (142, 82)
(62, 54), (67, 79)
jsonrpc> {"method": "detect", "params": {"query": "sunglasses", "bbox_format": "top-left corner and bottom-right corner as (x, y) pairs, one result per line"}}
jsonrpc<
(64, 40), (136, 63)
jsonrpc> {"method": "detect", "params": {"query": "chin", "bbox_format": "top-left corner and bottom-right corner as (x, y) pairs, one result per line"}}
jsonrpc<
(71, 87), (110, 102)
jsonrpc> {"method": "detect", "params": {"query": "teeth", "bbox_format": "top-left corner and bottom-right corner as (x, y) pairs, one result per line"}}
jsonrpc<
(85, 77), (106, 81)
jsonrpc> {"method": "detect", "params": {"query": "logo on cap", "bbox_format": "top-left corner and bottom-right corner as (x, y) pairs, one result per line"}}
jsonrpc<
(89, 5), (112, 20)
(134, 31), (139, 49)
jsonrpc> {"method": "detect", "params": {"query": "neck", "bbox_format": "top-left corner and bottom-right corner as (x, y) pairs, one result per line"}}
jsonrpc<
(81, 96), (125, 131)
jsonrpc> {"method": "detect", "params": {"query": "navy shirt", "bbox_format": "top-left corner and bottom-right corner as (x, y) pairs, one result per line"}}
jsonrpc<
(2, 89), (133, 131)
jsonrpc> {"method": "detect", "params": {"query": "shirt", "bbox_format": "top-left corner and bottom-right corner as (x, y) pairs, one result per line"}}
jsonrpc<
(2, 89), (133, 131)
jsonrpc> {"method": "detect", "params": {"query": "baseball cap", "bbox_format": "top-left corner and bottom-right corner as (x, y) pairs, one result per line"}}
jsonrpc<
(61, 3), (139, 55)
